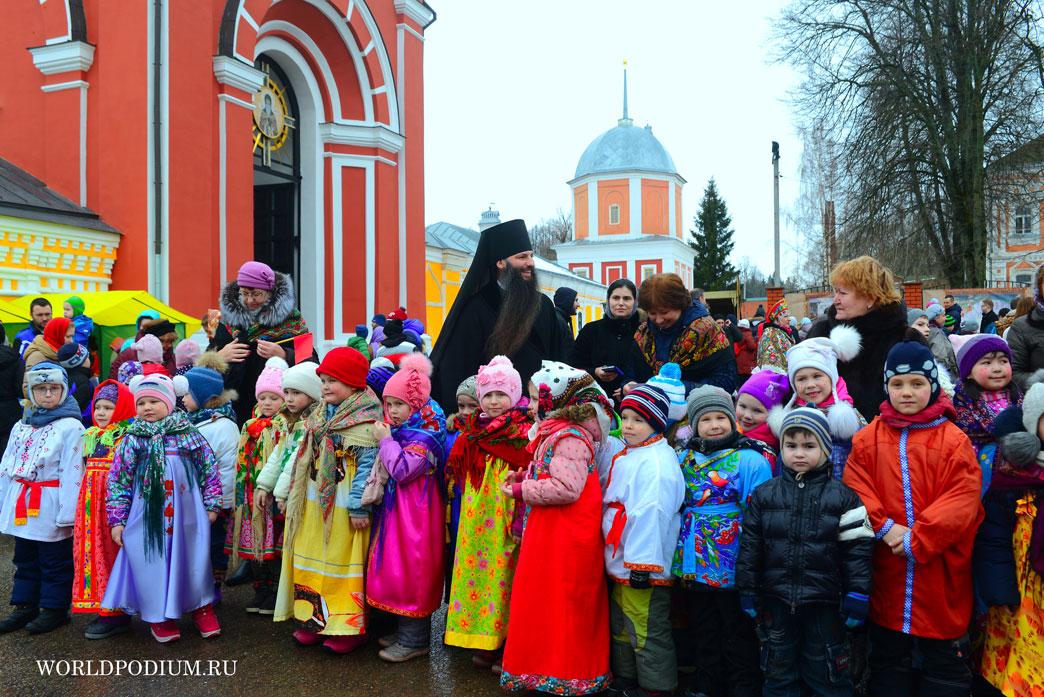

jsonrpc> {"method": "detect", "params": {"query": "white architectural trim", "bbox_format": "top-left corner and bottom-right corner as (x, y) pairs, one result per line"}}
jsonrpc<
(318, 123), (404, 152)
(212, 56), (265, 94)
(399, 23), (425, 42)
(396, 23), (408, 306)
(366, 162), (376, 328)
(588, 179), (599, 239)
(255, 35), (326, 341)
(259, 20), (346, 123)
(40, 80), (88, 92)
(217, 92), (256, 110)
(569, 170), (686, 189)
(394, 0), (435, 28)
(160, 0), (170, 302)
(668, 180), (676, 237)
(30, 41), (94, 75)
(300, 0), (377, 126)
(146, 4), (155, 296)
(78, 83), (87, 206)
(629, 176), (641, 235)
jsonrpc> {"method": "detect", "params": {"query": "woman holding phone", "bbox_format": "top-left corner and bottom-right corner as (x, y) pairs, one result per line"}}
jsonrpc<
(569, 278), (643, 404)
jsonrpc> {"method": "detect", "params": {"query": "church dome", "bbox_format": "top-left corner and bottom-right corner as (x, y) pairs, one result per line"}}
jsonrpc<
(574, 122), (677, 180)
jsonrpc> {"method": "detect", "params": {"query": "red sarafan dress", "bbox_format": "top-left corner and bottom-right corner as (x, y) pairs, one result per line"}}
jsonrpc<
(500, 416), (611, 695)
(72, 380), (137, 614)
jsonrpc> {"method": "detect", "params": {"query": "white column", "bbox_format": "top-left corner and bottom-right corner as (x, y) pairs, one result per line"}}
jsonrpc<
(629, 176), (642, 235)
(589, 179), (599, 238)
(669, 180), (677, 237)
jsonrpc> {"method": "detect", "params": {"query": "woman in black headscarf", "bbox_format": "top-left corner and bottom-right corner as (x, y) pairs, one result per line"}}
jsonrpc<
(569, 279), (643, 401)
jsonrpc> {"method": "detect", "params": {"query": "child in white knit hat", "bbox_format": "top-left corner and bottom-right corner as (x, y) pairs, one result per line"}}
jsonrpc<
(770, 326), (866, 479)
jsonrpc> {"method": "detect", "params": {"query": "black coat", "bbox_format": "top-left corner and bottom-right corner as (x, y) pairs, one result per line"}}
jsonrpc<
(569, 311), (643, 394)
(0, 345), (23, 453)
(431, 281), (568, 411)
(554, 307), (575, 353)
(736, 465), (873, 608)
(806, 302), (907, 420)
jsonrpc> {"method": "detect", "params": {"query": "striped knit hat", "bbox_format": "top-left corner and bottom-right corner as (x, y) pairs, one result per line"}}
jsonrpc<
(620, 385), (670, 433)
(779, 406), (832, 460)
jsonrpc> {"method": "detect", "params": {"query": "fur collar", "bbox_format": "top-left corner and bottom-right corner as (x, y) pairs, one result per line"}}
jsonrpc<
(219, 272), (297, 330)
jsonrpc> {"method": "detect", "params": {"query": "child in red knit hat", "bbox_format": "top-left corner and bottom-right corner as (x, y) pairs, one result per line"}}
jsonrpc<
(273, 347), (381, 654)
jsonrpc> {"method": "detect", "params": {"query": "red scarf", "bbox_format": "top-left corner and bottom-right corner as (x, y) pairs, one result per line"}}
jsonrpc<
(877, 394), (956, 429)
(447, 407), (533, 489)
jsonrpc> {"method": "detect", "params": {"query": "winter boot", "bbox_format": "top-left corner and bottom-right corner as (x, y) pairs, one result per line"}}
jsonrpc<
(25, 608), (69, 635)
(0, 605), (38, 634)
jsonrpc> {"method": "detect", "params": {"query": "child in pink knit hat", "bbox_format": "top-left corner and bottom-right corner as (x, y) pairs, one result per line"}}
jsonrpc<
(443, 355), (533, 668)
(226, 356), (286, 614)
(134, 334), (163, 367)
(365, 354), (448, 662)
(736, 369), (791, 474)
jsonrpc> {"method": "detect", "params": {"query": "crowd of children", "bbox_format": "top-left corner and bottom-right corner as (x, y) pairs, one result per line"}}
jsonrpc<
(0, 294), (1042, 697)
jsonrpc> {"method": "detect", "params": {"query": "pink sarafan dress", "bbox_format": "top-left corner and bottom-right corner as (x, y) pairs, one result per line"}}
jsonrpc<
(365, 404), (446, 618)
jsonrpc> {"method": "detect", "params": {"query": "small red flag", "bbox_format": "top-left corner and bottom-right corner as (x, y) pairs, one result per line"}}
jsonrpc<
(292, 333), (314, 364)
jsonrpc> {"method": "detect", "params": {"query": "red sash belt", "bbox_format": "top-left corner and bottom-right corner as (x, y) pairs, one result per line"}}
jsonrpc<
(13, 478), (59, 525)
(606, 502), (627, 558)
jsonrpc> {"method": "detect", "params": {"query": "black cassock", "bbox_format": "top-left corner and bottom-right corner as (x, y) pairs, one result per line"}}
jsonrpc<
(430, 280), (567, 412)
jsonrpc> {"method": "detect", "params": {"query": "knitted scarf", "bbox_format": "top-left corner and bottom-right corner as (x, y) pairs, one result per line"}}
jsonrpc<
(26, 394), (81, 428)
(227, 308), (308, 344)
(285, 389), (381, 542)
(447, 406), (533, 490)
(125, 411), (197, 559)
(635, 312), (731, 371)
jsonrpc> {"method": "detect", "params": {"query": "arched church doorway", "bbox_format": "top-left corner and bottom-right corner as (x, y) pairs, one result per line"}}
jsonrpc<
(252, 56), (300, 301)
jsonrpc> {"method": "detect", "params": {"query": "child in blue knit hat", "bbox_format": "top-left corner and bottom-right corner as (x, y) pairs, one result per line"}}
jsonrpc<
(177, 353), (239, 596)
(737, 406), (874, 696)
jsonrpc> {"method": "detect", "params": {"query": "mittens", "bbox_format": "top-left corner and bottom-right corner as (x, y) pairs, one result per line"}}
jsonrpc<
(841, 591), (870, 629)
(740, 593), (759, 620)
(628, 570), (651, 589)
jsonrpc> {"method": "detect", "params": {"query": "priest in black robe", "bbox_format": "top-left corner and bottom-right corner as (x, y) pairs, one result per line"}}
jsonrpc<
(430, 219), (569, 411)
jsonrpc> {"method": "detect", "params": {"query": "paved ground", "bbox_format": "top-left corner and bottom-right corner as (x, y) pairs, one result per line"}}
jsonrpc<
(0, 536), (505, 697)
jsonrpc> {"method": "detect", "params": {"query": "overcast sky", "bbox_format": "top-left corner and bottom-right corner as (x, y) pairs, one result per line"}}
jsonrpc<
(422, 0), (806, 277)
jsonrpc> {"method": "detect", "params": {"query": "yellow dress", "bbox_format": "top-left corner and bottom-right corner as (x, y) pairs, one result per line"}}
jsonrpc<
(982, 494), (1044, 696)
(274, 420), (377, 636)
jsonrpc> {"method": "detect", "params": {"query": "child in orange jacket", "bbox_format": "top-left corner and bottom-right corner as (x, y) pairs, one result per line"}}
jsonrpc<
(843, 341), (983, 697)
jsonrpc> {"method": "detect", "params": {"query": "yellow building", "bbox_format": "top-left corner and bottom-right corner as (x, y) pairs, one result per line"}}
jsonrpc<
(0, 158), (120, 297)
(426, 210), (608, 342)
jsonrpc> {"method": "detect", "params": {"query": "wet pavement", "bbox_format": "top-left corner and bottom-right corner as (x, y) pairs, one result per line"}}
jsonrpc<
(0, 536), (505, 697)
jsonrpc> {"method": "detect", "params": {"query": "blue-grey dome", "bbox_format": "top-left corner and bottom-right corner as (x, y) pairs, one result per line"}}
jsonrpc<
(574, 123), (677, 179)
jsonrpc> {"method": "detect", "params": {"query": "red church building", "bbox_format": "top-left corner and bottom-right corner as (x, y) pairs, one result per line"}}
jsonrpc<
(0, 0), (434, 347)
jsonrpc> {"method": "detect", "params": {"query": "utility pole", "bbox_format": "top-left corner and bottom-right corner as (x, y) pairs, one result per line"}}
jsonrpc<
(772, 141), (781, 285)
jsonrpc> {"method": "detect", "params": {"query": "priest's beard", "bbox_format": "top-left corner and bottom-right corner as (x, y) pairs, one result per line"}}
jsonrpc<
(487, 265), (542, 357)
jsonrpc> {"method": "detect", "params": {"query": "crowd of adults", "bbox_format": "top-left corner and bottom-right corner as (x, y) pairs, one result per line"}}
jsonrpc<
(430, 219), (1044, 426)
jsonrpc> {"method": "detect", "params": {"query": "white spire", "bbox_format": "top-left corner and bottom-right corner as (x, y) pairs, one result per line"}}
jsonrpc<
(619, 60), (633, 127)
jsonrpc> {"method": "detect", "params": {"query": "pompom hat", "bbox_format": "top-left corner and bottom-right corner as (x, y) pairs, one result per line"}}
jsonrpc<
(476, 355), (522, 406)
(785, 325), (861, 391)
(383, 353), (433, 411)
(647, 362), (687, 425)
(134, 334), (163, 364)
(255, 356), (288, 398)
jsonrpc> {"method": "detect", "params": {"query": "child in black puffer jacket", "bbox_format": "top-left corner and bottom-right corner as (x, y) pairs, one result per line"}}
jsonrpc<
(737, 406), (874, 696)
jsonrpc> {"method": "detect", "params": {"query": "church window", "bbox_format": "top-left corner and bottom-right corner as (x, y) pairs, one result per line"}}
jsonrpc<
(1013, 204), (1035, 239)
(609, 204), (620, 225)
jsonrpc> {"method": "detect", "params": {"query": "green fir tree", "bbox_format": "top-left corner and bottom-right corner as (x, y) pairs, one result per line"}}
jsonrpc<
(689, 178), (738, 291)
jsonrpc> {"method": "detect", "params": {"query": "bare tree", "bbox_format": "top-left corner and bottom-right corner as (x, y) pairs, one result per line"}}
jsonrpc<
(777, 0), (1044, 286)
(530, 208), (573, 260)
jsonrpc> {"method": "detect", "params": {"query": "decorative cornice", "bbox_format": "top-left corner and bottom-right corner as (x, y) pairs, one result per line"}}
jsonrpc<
(319, 123), (405, 153)
(29, 41), (95, 75)
(394, 0), (436, 29)
(212, 56), (265, 94)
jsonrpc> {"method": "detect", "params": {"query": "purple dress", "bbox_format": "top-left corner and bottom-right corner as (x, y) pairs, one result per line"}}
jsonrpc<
(102, 431), (222, 623)
(366, 402), (446, 618)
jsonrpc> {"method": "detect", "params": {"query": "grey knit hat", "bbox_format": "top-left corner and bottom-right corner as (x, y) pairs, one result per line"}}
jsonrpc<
(685, 385), (736, 430)
(1023, 382), (1044, 435)
(456, 375), (478, 401)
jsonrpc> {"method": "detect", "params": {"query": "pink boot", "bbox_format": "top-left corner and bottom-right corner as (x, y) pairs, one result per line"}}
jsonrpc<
(322, 634), (367, 654)
(191, 604), (221, 639)
(292, 628), (324, 646)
